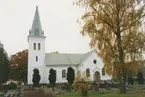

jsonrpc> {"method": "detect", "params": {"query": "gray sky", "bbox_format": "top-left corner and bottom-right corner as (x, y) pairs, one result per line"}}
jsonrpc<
(0, 0), (92, 56)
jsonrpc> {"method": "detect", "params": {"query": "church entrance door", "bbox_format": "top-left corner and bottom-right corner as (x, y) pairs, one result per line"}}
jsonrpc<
(94, 71), (100, 82)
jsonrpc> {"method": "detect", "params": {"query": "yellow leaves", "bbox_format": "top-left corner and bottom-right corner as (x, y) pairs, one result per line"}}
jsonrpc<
(124, 61), (141, 72)
(76, 0), (145, 81)
(72, 72), (90, 93)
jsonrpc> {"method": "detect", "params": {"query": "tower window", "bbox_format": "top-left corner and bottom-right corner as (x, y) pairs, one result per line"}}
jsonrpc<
(34, 43), (36, 50)
(38, 43), (41, 50)
(36, 56), (38, 62)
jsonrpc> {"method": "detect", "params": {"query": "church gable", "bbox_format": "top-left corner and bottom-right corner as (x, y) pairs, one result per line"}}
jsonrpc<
(78, 50), (112, 81)
(81, 50), (103, 67)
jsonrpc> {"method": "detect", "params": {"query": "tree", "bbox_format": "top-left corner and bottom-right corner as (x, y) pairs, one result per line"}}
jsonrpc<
(0, 47), (10, 85)
(9, 49), (28, 83)
(48, 68), (56, 91)
(137, 70), (144, 84)
(75, 0), (145, 93)
(67, 67), (75, 85)
(32, 68), (41, 87)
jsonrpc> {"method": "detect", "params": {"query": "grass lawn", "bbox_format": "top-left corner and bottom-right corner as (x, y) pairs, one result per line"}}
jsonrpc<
(57, 90), (145, 97)
(58, 84), (145, 97)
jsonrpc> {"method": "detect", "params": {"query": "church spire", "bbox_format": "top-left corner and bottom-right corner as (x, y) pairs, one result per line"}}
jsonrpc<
(29, 6), (44, 36)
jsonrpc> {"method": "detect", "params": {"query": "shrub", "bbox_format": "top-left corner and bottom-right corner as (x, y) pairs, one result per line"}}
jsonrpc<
(32, 68), (41, 87)
(47, 84), (53, 88)
(48, 68), (56, 91)
(48, 69), (56, 86)
(67, 67), (75, 85)
(60, 84), (71, 91)
(72, 72), (90, 97)
(7, 82), (17, 89)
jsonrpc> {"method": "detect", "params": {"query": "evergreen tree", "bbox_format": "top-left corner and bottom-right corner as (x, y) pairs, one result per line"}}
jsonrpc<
(32, 68), (41, 87)
(137, 70), (144, 84)
(66, 67), (75, 85)
(0, 46), (10, 85)
(48, 68), (56, 91)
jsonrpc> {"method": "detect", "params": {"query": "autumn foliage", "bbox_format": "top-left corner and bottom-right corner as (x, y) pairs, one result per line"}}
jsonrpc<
(72, 72), (90, 97)
(75, 0), (145, 94)
(9, 49), (28, 82)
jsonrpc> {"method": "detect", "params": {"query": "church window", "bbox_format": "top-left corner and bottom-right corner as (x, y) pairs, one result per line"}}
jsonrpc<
(62, 69), (66, 78)
(102, 68), (105, 75)
(36, 56), (38, 62)
(93, 59), (97, 64)
(38, 43), (41, 50)
(34, 43), (36, 50)
(86, 68), (90, 77)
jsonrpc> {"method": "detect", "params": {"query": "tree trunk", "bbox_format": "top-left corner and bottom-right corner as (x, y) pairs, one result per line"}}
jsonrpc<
(117, 38), (127, 94)
(120, 81), (126, 93)
(118, 46), (127, 94)
(116, 11), (127, 93)
(120, 69), (127, 94)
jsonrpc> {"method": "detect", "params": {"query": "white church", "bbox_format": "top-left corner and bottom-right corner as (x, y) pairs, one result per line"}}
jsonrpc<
(27, 6), (111, 84)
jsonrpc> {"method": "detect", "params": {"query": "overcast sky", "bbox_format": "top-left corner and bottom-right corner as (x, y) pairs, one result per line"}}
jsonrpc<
(0, 0), (92, 56)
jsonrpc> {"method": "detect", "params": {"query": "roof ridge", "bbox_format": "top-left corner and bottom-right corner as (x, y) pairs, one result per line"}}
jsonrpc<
(84, 49), (95, 54)
(45, 50), (96, 65)
(79, 49), (95, 64)
(45, 50), (95, 55)
(46, 53), (84, 55)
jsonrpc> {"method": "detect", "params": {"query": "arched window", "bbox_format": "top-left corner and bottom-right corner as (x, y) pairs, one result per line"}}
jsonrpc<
(38, 43), (41, 50)
(102, 68), (105, 75)
(36, 56), (38, 62)
(34, 43), (36, 50)
(62, 69), (66, 78)
(86, 68), (90, 77)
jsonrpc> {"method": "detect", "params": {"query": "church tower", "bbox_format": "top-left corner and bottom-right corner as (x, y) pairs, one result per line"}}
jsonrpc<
(27, 6), (46, 84)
